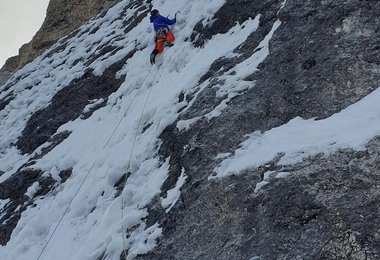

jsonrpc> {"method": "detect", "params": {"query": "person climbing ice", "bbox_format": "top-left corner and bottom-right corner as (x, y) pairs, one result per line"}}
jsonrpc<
(149, 9), (177, 64)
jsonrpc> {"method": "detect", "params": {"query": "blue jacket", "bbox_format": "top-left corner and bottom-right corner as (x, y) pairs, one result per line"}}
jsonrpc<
(150, 15), (176, 32)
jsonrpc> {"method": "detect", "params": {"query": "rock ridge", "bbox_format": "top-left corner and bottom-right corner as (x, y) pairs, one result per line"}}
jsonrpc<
(1, 0), (119, 73)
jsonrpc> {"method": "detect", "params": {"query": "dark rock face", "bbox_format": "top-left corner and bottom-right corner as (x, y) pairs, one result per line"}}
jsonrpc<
(191, 0), (281, 48)
(0, 92), (14, 112)
(0, 72), (12, 87)
(138, 0), (380, 259)
(0, 129), (72, 245)
(251, 0), (380, 120)
(16, 57), (127, 154)
(0, 168), (72, 245)
(0, 72), (13, 112)
(239, 144), (380, 260)
(12, 0), (149, 155)
(143, 139), (380, 260)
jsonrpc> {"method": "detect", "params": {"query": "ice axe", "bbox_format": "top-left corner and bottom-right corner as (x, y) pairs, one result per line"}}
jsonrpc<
(167, 11), (181, 20)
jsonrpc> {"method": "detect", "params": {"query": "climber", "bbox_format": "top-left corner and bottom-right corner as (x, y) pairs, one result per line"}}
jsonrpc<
(149, 9), (176, 64)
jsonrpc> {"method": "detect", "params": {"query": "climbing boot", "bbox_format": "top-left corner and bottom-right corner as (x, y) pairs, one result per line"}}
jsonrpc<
(150, 49), (159, 64)
(164, 41), (174, 47)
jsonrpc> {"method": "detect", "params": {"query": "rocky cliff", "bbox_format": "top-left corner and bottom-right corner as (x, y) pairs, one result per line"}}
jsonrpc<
(1, 0), (119, 73)
(0, 0), (380, 259)
(0, 72), (12, 87)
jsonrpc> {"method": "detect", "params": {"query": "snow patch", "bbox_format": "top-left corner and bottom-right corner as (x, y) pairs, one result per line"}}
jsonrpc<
(214, 86), (380, 178)
(276, 171), (291, 178)
(125, 223), (162, 260)
(161, 169), (187, 213)
(83, 98), (105, 113)
(25, 182), (41, 199)
(214, 152), (231, 160)
(177, 18), (281, 129)
(254, 171), (274, 192)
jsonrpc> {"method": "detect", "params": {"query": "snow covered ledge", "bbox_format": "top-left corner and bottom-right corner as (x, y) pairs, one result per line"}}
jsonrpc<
(212, 86), (380, 179)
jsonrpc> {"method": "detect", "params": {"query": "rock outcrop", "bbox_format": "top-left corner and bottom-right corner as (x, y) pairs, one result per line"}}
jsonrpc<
(141, 0), (380, 259)
(1, 0), (119, 73)
(0, 72), (12, 87)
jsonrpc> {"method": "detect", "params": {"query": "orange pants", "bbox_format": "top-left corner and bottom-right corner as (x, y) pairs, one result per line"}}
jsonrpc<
(155, 31), (175, 54)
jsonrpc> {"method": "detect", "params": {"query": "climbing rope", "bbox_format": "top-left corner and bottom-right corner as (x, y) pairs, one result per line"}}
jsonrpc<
(36, 65), (156, 260)
(120, 64), (161, 259)
(103, 65), (154, 149)
(36, 161), (97, 260)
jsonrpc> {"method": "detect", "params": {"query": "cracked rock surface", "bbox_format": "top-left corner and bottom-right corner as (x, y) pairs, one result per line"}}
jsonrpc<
(140, 0), (380, 259)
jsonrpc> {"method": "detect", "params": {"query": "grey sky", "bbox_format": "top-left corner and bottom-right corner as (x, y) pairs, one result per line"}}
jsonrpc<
(0, 0), (50, 68)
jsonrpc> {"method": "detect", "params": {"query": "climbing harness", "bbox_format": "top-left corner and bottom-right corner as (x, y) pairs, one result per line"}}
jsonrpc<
(156, 28), (168, 39)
